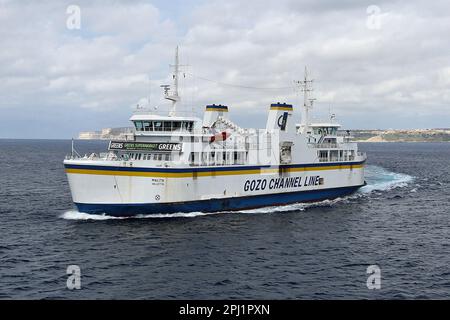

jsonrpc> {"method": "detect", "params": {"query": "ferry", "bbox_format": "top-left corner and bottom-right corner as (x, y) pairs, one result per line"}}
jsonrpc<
(64, 47), (366, 216)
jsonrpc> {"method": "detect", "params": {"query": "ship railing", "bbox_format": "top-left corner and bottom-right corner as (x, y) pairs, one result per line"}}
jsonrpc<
(309, 143), (339, 148)
(108, 133), (135, 141)
(65, 152), (120, 161)
(337, 132), (354, 137)
(318, 155), (356, 162)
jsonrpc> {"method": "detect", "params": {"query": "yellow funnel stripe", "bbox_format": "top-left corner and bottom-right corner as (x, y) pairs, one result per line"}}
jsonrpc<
(270, 106), (293, 111)
(205, 108), (228, 112)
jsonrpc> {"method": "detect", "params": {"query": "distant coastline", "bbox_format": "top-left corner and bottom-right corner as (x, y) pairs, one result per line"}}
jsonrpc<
(351, 129), (450, 143)
(77, 127), (450, 143)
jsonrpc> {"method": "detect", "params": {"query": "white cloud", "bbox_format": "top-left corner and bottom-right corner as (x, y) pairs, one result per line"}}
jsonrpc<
(0, 0), (450, 138)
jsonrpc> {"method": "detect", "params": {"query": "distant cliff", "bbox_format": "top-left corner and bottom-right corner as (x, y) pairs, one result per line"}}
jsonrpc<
(350, 129), (450, 142)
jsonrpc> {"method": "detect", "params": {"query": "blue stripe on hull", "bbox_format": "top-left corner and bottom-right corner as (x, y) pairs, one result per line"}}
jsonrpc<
(65, 160), (366, 173)
(74, 185), (364, 217)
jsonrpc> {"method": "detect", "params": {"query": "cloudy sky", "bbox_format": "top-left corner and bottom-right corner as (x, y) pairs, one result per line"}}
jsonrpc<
(1, 0), (449, 138)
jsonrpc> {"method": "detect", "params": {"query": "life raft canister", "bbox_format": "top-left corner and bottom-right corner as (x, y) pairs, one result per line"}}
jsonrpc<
(210, 130), (230, 143)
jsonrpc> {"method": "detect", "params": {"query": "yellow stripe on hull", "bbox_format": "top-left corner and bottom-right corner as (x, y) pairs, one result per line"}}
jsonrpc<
(65, 164), (364, 178)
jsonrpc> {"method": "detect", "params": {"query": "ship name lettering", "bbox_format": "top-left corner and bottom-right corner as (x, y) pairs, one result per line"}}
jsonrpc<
(244, 179), (267, 192)
(110, 142), (123, 149)
(269, 176), (302, 190)
(304, 175), (321, 186)
(245, 176), (306, 192)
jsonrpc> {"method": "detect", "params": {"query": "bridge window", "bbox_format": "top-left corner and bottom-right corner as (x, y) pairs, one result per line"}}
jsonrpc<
(134, 120), (194, 132)
(313, 127), (338, 135)
(182, 121), (194, 132)
(134, 121), (143, 131)
(153, 121), (162, 131)
(143, 121), (152, 131)
(163, 121), (171, 131)
(172, 121), (181, 130)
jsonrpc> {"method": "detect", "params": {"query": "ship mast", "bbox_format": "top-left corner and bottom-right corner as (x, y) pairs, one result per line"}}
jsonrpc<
(163, 46), (181, 116)
(296, 66), (314, 133)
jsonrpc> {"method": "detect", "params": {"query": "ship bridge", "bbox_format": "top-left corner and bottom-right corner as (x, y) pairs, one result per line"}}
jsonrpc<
(309, 123), (341, 135)
(130, 114), (200, 136)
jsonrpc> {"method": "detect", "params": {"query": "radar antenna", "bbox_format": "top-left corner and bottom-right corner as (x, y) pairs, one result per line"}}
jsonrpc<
(160, 84), (171, 96)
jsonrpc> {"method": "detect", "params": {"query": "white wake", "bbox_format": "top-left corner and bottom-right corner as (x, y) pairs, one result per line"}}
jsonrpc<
(60, 210), (221, 220)
(359, 165), (414, 194)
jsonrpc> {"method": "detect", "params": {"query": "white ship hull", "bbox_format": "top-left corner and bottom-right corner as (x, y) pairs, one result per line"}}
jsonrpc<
(64, 160), (365, 216)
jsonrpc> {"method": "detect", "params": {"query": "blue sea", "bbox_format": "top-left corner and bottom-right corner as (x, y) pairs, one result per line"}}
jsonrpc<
(0, 140), (449, 299)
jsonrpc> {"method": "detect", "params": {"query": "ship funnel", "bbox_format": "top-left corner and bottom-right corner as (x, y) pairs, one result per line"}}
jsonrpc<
(266, 102), (294, 133)
(203, 104), (229, 127)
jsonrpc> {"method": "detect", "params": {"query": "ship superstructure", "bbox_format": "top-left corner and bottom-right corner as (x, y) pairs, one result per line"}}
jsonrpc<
(64, 48), (366, 216)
